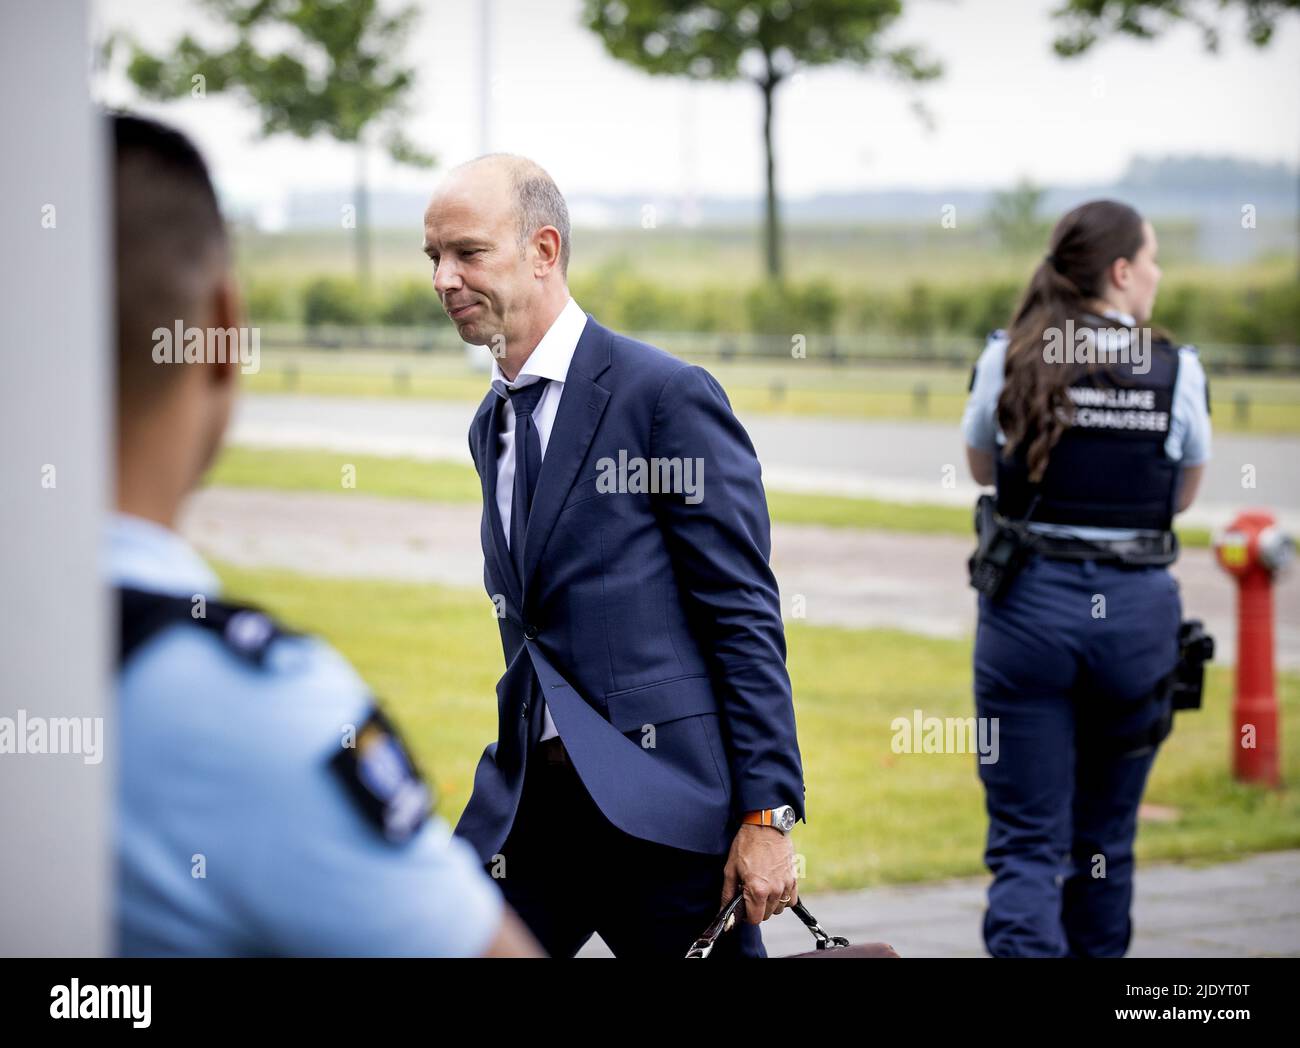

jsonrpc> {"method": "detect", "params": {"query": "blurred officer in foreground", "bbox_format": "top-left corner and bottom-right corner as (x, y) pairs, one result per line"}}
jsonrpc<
(962, 199), (1213, 957)
(109, 112), (540, 957)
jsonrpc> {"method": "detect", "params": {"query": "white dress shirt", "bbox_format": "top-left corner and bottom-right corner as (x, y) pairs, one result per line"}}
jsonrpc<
(490, 295), (588, 741)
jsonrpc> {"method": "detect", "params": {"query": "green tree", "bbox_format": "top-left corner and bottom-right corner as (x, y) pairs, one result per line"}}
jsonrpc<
(1051, 0), (1300, 55)
(582, 0), (940, 281)
(1051, 0), (1300, 281)
(986, 178), (1049, 252)
(123, 0), (433, 303)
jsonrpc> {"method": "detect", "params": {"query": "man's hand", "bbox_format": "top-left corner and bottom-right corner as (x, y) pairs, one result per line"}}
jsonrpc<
(721, 824), (798, 925)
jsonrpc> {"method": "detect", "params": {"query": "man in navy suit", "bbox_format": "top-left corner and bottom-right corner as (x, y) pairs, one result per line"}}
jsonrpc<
(423, 154), (805, 958)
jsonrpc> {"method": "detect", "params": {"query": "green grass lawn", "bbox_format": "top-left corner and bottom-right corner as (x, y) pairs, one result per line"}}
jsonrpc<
(206, 443), (1214, 549)
(213, 562), (1300, 891)
(241, 350), (1300, 434)
(211, 446), (486, 504)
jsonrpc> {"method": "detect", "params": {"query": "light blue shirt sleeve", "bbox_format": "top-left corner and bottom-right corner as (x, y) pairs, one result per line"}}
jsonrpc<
(961, 333), (1008, 452)
(1165, 346), (1212, 466)
(117, 628), (503, 957)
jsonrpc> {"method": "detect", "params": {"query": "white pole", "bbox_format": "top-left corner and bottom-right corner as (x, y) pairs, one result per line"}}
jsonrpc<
(681, 82), (700, 228)
(0, 0), (112, 956)
(479, 0), (493, 156)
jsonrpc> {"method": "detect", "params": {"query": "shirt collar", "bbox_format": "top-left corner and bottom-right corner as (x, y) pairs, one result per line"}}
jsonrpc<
(106, 511), (221, 597)
(490, 296), (588, 400)
(1098, 306), (1137, 327)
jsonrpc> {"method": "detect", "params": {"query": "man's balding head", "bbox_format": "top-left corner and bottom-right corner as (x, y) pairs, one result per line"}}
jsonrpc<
(423, 154), (572, 373)
(454, 154), (571, 276)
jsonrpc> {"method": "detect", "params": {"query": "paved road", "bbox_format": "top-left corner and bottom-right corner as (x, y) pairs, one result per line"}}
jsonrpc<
(184, 486), (1300, 666)
(233, 393), (1300, 532)
(575, 848), (1300, 958)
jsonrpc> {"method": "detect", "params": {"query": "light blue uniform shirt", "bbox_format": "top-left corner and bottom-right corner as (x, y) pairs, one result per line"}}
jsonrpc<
(960, 309), (1212, 540)
(109, 512), (503, 956)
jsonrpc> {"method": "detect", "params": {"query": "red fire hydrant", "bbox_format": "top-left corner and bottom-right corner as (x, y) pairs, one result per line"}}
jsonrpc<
(1213, 510), (1293, 786)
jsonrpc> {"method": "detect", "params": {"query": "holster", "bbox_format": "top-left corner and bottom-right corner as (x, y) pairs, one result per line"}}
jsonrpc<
(1105, 619), (1215, 757)
(1170, 619), (1215, 712)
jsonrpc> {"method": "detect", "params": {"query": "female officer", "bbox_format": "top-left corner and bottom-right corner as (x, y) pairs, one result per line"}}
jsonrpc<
(961, 199), (1212, 957)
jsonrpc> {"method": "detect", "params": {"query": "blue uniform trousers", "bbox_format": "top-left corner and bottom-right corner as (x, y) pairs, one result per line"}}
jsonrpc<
(973, 555), (1181, 957)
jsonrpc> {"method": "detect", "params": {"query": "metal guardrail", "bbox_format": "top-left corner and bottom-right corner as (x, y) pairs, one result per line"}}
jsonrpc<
(256, 330), (1300, 429)
(259, 323), (1300, 373)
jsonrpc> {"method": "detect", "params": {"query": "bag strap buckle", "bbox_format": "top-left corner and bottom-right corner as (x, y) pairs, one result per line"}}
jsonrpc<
(790, 900), (850, 949)
(685, 892), (850, 958)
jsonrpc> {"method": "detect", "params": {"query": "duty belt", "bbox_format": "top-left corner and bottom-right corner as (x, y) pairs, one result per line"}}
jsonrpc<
(1025, 530), (1178, 567)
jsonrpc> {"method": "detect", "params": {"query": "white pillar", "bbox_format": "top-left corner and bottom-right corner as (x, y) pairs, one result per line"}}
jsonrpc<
(478, 0), (493, 156)
(0, 0), (112, 956)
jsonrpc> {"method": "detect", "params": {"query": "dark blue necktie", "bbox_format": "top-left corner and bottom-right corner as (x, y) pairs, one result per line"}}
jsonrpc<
(507, 378), (550, 582)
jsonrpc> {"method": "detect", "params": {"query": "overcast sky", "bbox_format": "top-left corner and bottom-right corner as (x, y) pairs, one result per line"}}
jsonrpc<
(93, 0), (1299, 215)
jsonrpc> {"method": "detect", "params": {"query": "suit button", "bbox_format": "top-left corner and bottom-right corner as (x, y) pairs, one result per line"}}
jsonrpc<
(524, 625), (538, 640)
(521, 701), (529, 719)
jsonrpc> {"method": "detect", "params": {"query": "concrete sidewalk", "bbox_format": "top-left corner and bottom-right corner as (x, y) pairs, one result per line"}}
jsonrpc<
(577, 849), (1300, 957)
(231, 393), (1300, 534)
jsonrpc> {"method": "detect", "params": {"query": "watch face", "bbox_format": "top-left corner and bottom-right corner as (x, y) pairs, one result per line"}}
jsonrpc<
(775, 806), (796, 832)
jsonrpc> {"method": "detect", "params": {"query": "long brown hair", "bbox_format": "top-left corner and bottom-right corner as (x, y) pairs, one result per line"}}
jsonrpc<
(997, 199), (1147, 482)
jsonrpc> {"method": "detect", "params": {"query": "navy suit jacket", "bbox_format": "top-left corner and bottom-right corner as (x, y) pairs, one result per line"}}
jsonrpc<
(453, 316), (805, 861)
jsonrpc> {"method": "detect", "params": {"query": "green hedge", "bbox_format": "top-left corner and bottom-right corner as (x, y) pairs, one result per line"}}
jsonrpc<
(245, 275), (456, 331)
(239, 271), (1299, 353)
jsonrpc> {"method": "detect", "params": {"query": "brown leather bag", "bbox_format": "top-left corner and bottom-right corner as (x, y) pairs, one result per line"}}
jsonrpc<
(686, 892), (901, 958)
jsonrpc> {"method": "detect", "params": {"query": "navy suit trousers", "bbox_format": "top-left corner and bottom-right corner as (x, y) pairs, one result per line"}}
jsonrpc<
(491, 746), (766, 959)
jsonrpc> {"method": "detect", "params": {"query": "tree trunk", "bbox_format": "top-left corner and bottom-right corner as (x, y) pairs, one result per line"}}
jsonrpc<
(355, 139), (372, 333)
(761, 75), (782, 282)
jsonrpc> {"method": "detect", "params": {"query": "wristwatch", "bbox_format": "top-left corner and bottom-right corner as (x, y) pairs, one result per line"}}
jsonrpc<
(742, 805), (797, 833)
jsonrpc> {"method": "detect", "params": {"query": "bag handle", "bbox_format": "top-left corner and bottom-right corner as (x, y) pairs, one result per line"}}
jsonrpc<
(685, 892), (850, 958)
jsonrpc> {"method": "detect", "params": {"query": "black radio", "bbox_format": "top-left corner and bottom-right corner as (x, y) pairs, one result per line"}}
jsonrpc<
(968, 495), (1031, 601)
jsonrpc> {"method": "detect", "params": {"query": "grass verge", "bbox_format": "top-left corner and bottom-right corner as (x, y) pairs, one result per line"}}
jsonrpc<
(215, 562), (1300, 891)
(207, 444), (1214, 548)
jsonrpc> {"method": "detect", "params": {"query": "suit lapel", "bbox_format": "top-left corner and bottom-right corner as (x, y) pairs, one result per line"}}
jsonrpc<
(522, 318), (612, 592)
(472, 390), (522, 608)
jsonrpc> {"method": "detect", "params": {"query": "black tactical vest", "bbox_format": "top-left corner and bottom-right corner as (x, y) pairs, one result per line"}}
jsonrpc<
(995, 326), (1181, 532)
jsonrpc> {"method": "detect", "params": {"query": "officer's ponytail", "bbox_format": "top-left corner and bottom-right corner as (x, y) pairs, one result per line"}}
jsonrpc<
(997, 200), (1146, 482)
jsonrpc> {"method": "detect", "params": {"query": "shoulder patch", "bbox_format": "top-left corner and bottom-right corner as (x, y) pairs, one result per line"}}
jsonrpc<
(331, 705), (434, 844)
(117, 587), (294, 669)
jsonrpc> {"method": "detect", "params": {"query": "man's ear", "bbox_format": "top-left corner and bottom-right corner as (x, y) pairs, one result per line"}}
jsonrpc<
(207, 271), (243, 390)
(533, 226), (562, 277)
